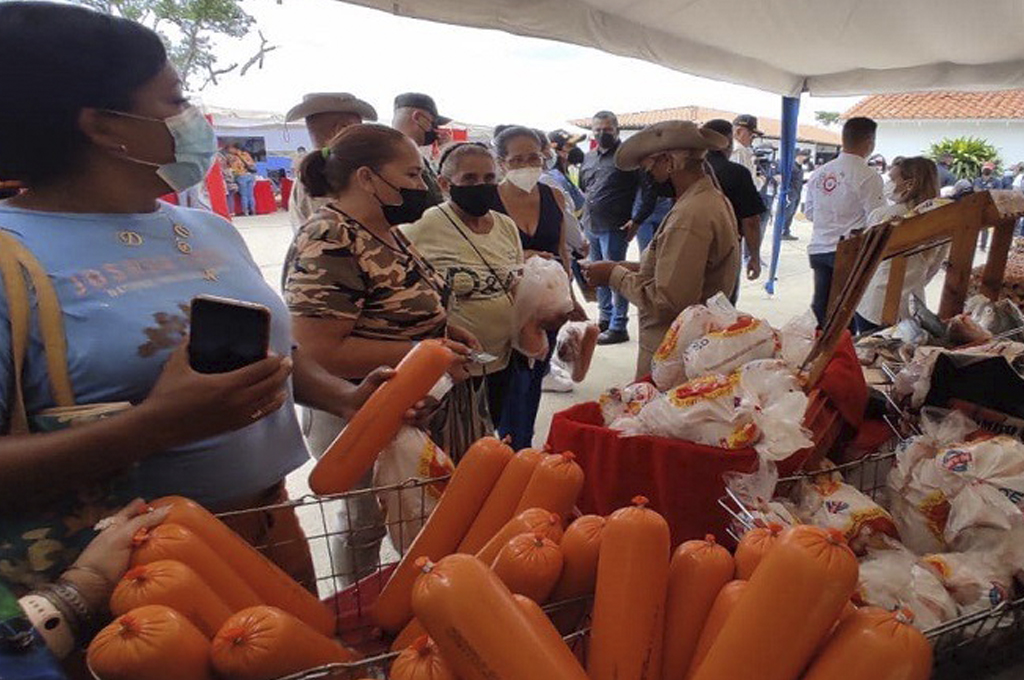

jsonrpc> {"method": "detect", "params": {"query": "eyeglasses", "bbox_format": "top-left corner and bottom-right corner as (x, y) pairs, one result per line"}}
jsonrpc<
(505, 154), (544, 167)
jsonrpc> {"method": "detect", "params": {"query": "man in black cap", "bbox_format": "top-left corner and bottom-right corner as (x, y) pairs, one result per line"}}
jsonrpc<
(732, 114), (765, 190)
(393, 92), (450, 211)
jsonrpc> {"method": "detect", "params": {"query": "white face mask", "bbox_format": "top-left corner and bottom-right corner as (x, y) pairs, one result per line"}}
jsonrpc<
(505, 166), (542, 192)
(108, 106), (218, 192)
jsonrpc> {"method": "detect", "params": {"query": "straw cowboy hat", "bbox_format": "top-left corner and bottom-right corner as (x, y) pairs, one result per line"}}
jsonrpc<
(285, 93), (378, 123)
(615, 120), (729, 170)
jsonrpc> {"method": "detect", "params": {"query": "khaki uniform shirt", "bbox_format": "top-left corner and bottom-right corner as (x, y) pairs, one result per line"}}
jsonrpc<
(610, 175), (740, 376)
(288, 178), (327, 234)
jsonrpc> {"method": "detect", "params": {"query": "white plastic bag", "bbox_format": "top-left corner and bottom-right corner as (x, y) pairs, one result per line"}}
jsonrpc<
(736, 360), (813, 460)
(598, 381), (660, 427)
(778, 310), (817, 369)
(856, 547), (960, 630)
(651, 304), (719, 390)
(682, 316), (778, 380)
(513, 257), (574, 359)
(795, 463), (900, 554)
(920, 551), (1013, 615)
(723, 459), (799, 528)
(633, 373), (758, 449)
(373, 426), (454, 553)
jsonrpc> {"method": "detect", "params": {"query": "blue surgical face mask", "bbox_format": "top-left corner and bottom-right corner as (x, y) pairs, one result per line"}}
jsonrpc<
(107, 106), (218, 192)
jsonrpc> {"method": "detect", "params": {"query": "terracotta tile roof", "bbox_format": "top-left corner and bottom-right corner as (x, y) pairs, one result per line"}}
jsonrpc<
(569, 106), (841, 146)
(843, 90), (1024, 120)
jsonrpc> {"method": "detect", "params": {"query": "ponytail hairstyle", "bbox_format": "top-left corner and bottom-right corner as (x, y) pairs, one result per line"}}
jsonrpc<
(300, 123), (408, 198)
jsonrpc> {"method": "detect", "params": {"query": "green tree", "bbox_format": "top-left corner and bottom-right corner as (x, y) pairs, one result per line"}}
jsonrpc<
(75, 0), (276, 91)
(814, 111), (841, 127)
(928, 136), (1002, 181)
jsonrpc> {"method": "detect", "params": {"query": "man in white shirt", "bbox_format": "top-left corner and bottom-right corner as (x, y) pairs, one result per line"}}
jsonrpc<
(285, 92), (377, 231)
(731, 114), (764, 191)
(805, 116), (886, 326)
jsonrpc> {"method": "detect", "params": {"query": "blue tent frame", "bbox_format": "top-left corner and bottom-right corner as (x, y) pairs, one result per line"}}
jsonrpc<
(765, 96), (801, 296)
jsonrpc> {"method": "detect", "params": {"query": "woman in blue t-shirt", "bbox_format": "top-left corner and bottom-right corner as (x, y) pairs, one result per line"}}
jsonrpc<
(0, 3), (418, 595)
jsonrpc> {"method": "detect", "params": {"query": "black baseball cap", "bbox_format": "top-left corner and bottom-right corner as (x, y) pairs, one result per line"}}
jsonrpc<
(548, 129), (586, 149)
(394, 92), (451, 125)
(733, 114), (764, 136)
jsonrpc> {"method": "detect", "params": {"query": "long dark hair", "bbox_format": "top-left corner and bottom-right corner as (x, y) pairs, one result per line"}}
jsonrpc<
(0, 2), (167, 186)
(300, 124), (409, 197)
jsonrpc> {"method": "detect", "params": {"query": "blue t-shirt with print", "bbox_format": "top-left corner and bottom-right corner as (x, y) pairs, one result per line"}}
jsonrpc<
(0, 201), (308, 508)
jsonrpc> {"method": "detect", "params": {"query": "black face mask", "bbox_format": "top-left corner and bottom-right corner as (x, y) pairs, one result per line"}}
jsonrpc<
(598, 132), (617, 149)
(374, 172), (435, 225)
(450, 183), (499, 217)
(422, 128), (439, 146)
(647, 170), (676, 199)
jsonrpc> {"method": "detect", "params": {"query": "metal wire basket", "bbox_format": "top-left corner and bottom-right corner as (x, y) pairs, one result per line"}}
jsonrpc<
(216, 476), (591, 680)
(719, 448), (1024, 673)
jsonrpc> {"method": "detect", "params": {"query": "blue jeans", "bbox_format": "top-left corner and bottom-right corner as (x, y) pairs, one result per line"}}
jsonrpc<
(589, 230), (630, 332)
(497, 331), (556, 449)
(636, 198), (672, 253)
(236, 173), (256, 215)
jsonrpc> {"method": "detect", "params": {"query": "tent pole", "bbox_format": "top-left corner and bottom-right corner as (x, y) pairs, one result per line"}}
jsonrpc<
(765, 95), (800, 295)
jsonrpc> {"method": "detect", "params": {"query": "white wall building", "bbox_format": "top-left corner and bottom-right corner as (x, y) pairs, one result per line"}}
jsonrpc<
(843, 90), (1024, 166)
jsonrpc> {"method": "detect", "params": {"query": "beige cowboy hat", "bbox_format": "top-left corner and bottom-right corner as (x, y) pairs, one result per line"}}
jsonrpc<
(615, 120), (729, 171)
(285, 92), (378, 123)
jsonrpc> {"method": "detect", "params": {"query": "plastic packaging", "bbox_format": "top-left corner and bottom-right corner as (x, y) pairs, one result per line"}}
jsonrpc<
(736, 360), (813, 460)
(374, 427), (455, 553)
(920, 551), (1013, 616)
(778, 309), (817, 369)
(796, 463), (900, 554)
(554, 322), (600, 382)
(651, 304), (720, 390)
(513, 257), (574, 359)
(598, 382), (660, 428)
(682, 316), (778, 380)
(633, 373), (758, 450)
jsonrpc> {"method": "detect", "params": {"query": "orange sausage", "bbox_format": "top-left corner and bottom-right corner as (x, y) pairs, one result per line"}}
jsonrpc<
(87, 605), (213, 680)
(588, 497), (671, 680)
(110, 560), (234, 637)
(734, 522), (783, 580)
(514, 451), (585, 521)
(802, 607), (932, 680)
(548, 514), (605, 633)
(690, 526), (859, 680)
(391, 617), (428, 653)
(571, 323), (600, 382)
(687, 580), (748, 678)
(411, 554), (589, 680)
(390, 635), (458, 680)
(150, 496), (335, 636)
(491, 532), (564, 603)
(511, 594), (587, 670)
(662, 535), (735, 680)
(457, 447), (544, 554)
(130, 523), (262, 612)
(309, 339), (454, 494)
(210, 606), (357, 680)
(374, 436), (513, 632)
(476, 507), (564, 567)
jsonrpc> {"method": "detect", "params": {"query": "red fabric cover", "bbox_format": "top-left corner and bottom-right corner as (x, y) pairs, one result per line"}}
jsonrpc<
(280, 177), (294, 211)
(545, 333), (868, 546)
(254, 179), (276, 214)
(815, 330), (868, 427)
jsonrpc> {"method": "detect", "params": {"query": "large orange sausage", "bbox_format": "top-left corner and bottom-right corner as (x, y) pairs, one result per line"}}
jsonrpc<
(150, 496), (335, 636)
(491, 532), (564, 603)
(686, 579), (748, 678)
(734, 522), (783, 580)
(514, 451), (585, 521)
(548, 514), (605, 633)
(476, 507), (564, 567)
(511, 594), (587, 669)
(309, 339), (454, 494)
(210, 606), (357, 680)
(390, 635), (458, 680)
(457, 447), (544, 554)
(411, 554), (589, 680)
(802, 607), (932, 680)
(571, 323), (600, 382)
(130, 523), (262, 612)
(391, 617), (428, 653)
(374, 436), (513, 632)
(588, 497), (670, 680)
(662, 535), (734, 680)
(690, 526), (858, 680)
(110, 560), (233, 637)
(87, 605), (213, 680)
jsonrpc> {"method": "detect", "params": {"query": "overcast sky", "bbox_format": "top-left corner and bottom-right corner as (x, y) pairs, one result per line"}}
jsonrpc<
(202, 0), (862, 131)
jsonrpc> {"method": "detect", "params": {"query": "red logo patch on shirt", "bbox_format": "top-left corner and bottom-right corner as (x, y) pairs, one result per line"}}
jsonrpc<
(821, 173), (839, 194)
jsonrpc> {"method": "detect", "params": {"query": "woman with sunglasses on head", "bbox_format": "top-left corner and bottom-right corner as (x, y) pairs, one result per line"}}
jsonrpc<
(0, 1), (411, 598)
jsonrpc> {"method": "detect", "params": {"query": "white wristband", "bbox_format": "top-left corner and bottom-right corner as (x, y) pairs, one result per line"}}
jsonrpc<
(18, 593), (76, 659)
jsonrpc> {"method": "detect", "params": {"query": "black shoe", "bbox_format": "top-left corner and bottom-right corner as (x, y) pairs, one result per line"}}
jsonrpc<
(597, 329), (629, 345)
(598, 320), (609, 333)
(781, 233), (798, 241)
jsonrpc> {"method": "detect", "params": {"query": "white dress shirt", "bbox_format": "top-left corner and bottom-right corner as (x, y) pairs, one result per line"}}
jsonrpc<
(730, 144), (764, 190)
(805, 152), (885, 255)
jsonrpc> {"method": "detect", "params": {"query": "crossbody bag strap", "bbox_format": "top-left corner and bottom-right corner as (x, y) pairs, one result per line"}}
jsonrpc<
(0, 230), (75, 420)
(0, 231), (31, 434)
(437, 206), (516, 306)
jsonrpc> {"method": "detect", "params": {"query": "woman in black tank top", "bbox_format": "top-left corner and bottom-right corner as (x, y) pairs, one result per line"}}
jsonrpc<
(491, 127), (587, 448)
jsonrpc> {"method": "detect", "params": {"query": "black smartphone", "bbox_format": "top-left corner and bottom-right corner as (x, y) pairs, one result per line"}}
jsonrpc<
(188, 295), (271, 374)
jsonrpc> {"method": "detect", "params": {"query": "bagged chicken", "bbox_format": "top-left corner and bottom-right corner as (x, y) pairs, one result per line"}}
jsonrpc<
(599, 381), (660, 427)
(633, 373), (758, 449)
(778, 310), (817, 369)
(723, 459), (799, 528)
(513, 257), (574, 359)
(736, 360), (813, 460)
(796, 463), (900, 554)
(920, 551), (1013, 616)
(855, 547), (959, 631)
(651, 304), (720, 389)
(373, 426), (454, 553)
(682, 315), (779, 380)
(554, 322), (600, 382)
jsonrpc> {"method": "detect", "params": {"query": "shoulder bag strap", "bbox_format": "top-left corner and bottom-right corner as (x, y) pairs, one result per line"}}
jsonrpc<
(436, 205), (516, 306)
(0, 231), (32, 434)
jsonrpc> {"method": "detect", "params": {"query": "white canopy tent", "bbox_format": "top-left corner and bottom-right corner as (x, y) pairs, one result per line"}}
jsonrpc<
(337, 0), (1024, 292)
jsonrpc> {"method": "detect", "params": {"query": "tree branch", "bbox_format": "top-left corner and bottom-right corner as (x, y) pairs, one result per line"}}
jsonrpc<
(239, 31), (278, 77)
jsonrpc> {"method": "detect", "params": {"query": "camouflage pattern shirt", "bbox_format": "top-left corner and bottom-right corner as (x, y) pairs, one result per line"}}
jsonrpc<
(284, 205), (449, 340)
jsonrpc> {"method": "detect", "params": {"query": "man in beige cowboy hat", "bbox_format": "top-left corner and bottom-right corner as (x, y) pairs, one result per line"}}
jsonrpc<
(582, 120), (741, 378)
(285, 92), (378, 231)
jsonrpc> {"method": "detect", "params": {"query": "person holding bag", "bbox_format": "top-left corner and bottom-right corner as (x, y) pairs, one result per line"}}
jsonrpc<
(0, 2), (411, 593)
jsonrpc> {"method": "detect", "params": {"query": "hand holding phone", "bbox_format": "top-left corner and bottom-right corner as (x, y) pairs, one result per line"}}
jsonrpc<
(188, 295), (271, 374)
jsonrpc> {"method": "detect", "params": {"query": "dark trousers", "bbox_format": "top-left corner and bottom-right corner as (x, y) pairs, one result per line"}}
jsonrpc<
(854, 313), (884, 335)
(783, 195), (800, 235)
(809, 251), (836, 328)
(497, 331), (556, 450)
